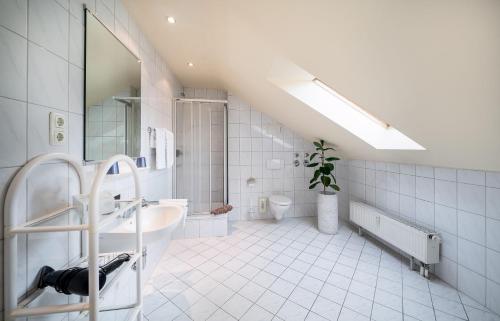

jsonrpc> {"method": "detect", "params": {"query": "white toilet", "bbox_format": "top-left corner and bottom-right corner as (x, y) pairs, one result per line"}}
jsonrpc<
(269, 195), (292, 221)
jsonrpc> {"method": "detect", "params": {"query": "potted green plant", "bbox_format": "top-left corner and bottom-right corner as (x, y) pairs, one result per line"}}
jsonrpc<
(307, 139), (340, 234)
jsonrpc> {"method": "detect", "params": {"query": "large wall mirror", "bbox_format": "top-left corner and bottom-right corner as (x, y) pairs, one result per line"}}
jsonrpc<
(84, 10), (141, 161)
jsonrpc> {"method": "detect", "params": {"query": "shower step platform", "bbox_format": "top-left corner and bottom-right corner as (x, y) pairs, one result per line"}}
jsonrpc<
(173, 213), (228, 239)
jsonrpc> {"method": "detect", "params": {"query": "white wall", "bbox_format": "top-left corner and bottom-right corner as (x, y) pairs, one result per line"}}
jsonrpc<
(0, 0), (181, 318)
(226, 93), (349, 221)
(345, 160), (500, 315)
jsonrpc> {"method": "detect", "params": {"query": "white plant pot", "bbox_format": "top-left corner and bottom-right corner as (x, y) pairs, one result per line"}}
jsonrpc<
(317, 192), (338, 234)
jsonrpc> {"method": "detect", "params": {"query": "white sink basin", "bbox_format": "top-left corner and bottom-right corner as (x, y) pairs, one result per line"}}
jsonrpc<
(99, 204), (184, 253)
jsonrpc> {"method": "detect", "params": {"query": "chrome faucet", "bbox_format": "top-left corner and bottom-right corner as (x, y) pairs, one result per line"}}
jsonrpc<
(122, 198), (158, 219)
(141, 198), (159, 208)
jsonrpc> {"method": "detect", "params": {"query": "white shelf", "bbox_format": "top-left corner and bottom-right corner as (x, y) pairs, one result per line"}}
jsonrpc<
(18, 251), (141, 312)
(99, 252), (141, 299)
(3, 153), (144, 321)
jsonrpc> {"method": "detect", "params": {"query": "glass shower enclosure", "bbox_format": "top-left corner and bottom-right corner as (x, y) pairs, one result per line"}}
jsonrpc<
(174, 98), (228, 216)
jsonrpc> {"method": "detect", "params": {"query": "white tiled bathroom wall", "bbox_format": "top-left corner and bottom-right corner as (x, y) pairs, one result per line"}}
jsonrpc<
(0, 0), (181, 317)
(346, 160), (500, 315)
(85, 90), (130, 160)
(226, 94), (349, 222)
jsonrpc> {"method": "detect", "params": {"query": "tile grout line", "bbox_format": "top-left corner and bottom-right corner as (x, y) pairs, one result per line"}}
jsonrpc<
(269, 227), (335, 319)
(23, 0), (30, 315)
(158, 219), (308, 320)
(66, 0), (72, 293)
(457, 290), (470, 321)
(210, 222), (299, 319)
(303, 227), (352, 321)
(352, 161), (500, 306)
(369, 239), (384, 320)
(400, 252), (406, 320)
(426, 277), (438, 321)
(201, 220), (325, 319)
(337, 234), (369, 320)
(237, 219), (323, 319)
(254, 221), (425, 319)
(275, 223), (346, 319)
(250, 221), (318, 319)
(211, 219), (315, 320)
(148, 217), (499, 321)
(484, 172), (487, 309)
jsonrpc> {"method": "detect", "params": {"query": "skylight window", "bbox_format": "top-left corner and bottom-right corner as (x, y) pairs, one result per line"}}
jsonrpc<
(308, 78), (424, 150)
(268, 62), (425, 150)
(313, 78), (390, 129)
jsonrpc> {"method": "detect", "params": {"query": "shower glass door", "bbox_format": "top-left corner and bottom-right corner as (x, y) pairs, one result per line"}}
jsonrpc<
(175, 100), (227, 215)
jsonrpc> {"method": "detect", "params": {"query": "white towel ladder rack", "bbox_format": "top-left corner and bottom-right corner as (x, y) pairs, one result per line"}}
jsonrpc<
(3, 153), (143, 321)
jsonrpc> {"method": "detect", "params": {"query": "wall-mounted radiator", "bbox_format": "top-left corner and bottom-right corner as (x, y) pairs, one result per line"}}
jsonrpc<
(349, 201), (440, 277)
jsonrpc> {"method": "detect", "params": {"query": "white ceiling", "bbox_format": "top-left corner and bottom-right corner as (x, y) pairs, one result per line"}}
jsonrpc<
(124, 0), (500, 171)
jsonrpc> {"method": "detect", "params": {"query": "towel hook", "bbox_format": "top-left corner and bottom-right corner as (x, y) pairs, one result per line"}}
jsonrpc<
(147, 127), (155, 147)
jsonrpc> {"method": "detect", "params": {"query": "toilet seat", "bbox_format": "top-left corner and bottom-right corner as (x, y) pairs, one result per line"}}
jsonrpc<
(269, 195), (291, 206)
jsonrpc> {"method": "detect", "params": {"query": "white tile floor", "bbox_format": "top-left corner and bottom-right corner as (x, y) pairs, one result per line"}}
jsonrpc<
(143, 218), (500, 321)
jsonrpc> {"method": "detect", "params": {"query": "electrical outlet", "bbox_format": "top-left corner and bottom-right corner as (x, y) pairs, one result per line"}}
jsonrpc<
(49, 112), (66, 145)
(51, 112), (65, 128)
(51, 130), (65, 145)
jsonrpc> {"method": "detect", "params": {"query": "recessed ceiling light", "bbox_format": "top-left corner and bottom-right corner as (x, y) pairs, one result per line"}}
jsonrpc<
(187, 62), (194, 67)
(166, 16), (176, 24)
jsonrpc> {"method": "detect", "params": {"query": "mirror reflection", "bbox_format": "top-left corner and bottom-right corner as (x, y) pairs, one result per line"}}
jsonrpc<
(84, 10), (141, 161)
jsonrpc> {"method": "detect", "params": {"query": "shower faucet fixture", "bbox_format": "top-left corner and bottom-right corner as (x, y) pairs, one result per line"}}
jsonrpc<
(294, 152), (301, 167)
(303, 152), (310, 166)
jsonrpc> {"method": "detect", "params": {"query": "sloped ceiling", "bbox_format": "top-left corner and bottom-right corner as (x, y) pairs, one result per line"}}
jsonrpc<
(124, 0), (500, 171)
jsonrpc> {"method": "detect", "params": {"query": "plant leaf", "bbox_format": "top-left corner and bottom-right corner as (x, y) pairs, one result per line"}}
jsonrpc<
(325, 163), (334, 171)
(325, 157), (340, 161)
(310, 170), (320, 183)
(306, 162), (319, 168)
(332, 184), (340, 191)
(330, 174), (337, 184)
(309, 182), (320, 190)
(309, 153), (318, 161)
(322, 147), (335, 151)
(313, 142), (322, 149)
(321, 175), (331, 187)
(320, 166), (332, 175)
